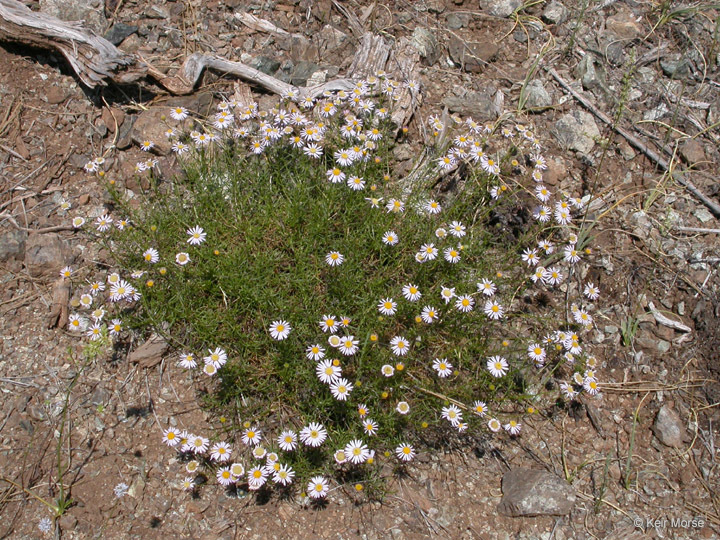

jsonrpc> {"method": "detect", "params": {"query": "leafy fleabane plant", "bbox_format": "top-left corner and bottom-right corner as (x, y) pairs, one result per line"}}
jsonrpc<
(65, 73), (602, 500)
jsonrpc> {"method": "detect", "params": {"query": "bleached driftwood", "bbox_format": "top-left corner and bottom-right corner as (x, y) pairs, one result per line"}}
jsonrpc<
(0, 0), (143, 87)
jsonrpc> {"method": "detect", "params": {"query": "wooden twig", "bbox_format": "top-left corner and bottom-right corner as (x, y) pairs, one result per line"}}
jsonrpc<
(0, 212), (74, 233)
(548, 68), (720, 218)
(676, 226), (720, 234)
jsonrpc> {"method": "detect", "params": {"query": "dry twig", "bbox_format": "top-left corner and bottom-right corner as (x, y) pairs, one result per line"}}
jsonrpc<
(548, 68), (720, 218)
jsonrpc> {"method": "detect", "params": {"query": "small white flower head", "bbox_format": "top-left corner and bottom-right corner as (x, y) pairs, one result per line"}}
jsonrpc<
(386, 198), (405, 213)
(306, 343), (325, 361)
(316, 359), (342, 384)
(522, 248), (540, 267)
(396, 401), (410, 415)
(449, 221), (466, 237)
(389, 335), (409, 356)
(440, 286), (455, 304)
(484, 300), (504, 320)
(203, 363), (218, 376)
(175, 252), (190, 266)
(402, 283), (421, 302)
(108, 318), (123, 336)
(347, 175), (365, 190)
(381, 364), (395, 377)
(583, 378), (601, 395)
(487, 356), (509, 378)
(248, 466), (269, 490)
(329, 378), (354, 401)
(382, 230), (399, 246)
(477, 278), (496, 296)
(325, 251), (344, 266)
(170, 106), (189, 121)
(420, 305), (439, 323)
(472, 400), (487, 417)
(252, 445), (267, 460)
(455, 294), (474, 313)
(424, 199), (442, 214)
(544, 267), (563, 286)
(488, 418), (502, 432)
(357, 403), (369, 417)
(504, 420), (522, 436)
(396, 443), (416, 462)
(277, 430), (298, 452)
(433, 358), (453, 378)
(204, 347), (227, 368)
(378, 297), (397, 316)
(186, 435), (209, 454)
(143, 248), (159, 264)
(273, 463), (295, 486)
(339, 335), (359, 356)
(363, 419), (379, 436)
(308, 476), (329, 498)
(584, 282), (600, 300)
(186, 226), (206, 245)
(527, 344), (546, 364)
(344, 439), (370, 464)
(419, 243), (438, 261)
(59, 266), (73, 279)
(333, 449), (348, 464)
(210, 441), (232, 462)
(242, 427), (262, 446)
(162, 427), (181, 447)
(319, 314), (338, 334)
(300, 422), (328, 447)
(72, 216), (86, 228)
(96, 213), (113, 232)
(441, 405), (462, 426)
(216, 467), (234, 486)
(269, 320), (291, 340)
(444, 247), (461, 264)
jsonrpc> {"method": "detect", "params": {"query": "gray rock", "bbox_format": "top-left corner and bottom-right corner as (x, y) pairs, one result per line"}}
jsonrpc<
(103, 23), (138, 46)
(446, 12), (470, 29)
(542, 1), (568, 24)
(552, 110), (600, 154)
(90, 386), (111, 406)
(448, 35), (499, 73)
(523, 80), (552, 110)
(497, 469), (576, 517)
(652, 404), (687, 448)
(575, 54), (610, 99)
(411, 27), (440, 66)
(0, 230), (28, 262)
(145, 5), (170, 19)
(290, 61), (320, 87)
(660, 54), (694, 79)
(39, 0), (107, 34)
(24, 233), (71, 279)
(249, 56), (281, 76)
(479, 0), (522, 18)
(442, 88), (498, 120)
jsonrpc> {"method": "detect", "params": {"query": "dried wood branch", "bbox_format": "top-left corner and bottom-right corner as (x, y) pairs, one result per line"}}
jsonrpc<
(0, 0), (144, 87)
(548, 68), (720, 218)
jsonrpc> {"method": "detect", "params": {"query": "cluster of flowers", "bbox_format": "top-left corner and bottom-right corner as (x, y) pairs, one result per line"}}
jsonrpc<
(161, 421), (415, 498)
(65, 70), (606, 499)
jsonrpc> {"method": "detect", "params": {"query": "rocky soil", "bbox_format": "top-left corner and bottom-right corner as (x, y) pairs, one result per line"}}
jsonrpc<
(1, 0), (719, 538)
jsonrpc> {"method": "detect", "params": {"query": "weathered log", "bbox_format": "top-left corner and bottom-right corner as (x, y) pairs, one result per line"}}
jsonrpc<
(0, 0), (144, 87)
